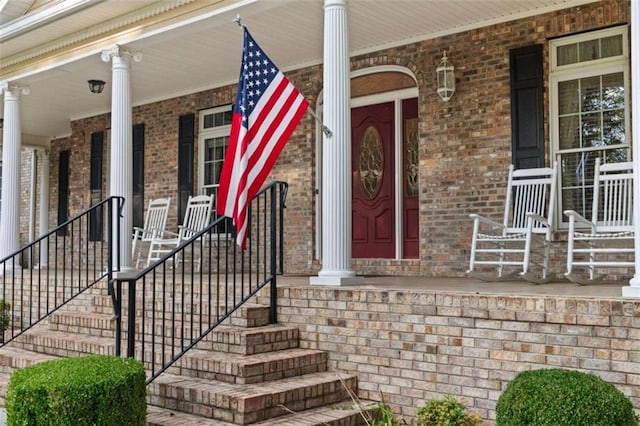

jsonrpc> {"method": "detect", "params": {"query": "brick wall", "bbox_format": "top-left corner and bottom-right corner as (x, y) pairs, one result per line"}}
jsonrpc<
(255, 285), (640, 423)
(45, 0), (630, 277)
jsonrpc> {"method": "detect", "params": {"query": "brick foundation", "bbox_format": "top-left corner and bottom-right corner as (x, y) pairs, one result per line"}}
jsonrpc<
(256, 285), (640, 423)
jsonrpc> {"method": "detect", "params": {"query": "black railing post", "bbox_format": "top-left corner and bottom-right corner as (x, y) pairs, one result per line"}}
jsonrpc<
(269, 184), (277, 324)
(112, 279), (122, 356)
(107, 199), (114, 275)
(278, 183), (284, 275)
(127, 278), (136, 358)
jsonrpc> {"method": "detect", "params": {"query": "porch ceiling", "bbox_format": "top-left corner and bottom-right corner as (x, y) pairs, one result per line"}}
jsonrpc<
(0, 0), (599, 139)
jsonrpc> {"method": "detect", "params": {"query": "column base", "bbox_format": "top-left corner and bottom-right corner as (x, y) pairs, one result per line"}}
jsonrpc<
(310, 274), (364, 286)
(0, 264), (22, 275)
(622, 276), (640, 297)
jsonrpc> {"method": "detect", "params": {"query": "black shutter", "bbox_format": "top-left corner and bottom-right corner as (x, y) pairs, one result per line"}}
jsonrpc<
(89, 132), (104, 241)
(132, 124), (145, 229)
(177, 114), (194, 221)
(510, 44), (544, 169)
(57, 150), (70, 236)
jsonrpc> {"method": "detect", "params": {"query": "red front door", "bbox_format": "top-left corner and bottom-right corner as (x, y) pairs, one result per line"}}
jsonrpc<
(352, 102), (395, 258)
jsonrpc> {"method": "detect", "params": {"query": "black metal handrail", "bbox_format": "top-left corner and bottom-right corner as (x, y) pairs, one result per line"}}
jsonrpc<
(0, 196), (124, 345)
(110, 181), (287, 384)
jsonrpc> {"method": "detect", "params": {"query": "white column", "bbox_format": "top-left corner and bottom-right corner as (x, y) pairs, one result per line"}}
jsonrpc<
(624, 0), (640, 297)
(311, 0), (362, 286)
(38, 149), (50, 268)
(0, 83), (28, 270)
(102, 47), (141, 271)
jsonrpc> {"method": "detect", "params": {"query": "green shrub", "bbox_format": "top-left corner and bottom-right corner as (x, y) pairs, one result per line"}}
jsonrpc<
(416, 395), (482, 426)
(6, 355), (146, 426)
(370, 400), (407, 426)
(496, 368), (638, 426)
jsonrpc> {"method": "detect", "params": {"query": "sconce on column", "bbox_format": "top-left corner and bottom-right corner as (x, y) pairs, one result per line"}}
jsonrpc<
(436, 51), (455, 102)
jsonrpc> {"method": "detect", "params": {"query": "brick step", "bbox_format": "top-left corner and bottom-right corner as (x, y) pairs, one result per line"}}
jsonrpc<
(147, 400), (376, 426)
(0, 345), (59, 375)
(47, 312), (297, 354)
(48, 310), (115, 336)
(200, 324), (299, 355)
(0, 370), (10, 405)
(252, 400), (379, 426)
(121, 323), (299, 357)
(9, 327), (116, 357)
(8, 324), (303, 377)
(83, 295), (270, 324)
(147, 405), (237, 425)
(171, 348), (327, 384)
(148, 371), (358, 425)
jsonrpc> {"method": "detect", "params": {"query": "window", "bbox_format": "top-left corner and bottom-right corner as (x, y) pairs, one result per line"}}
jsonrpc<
(198, 105), (232, 200)
(550, 26), (629, 226)
(198, 105), (235, 234)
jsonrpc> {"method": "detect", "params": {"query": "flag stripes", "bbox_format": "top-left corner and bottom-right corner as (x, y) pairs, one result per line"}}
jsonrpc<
(216, 27), (309, 248)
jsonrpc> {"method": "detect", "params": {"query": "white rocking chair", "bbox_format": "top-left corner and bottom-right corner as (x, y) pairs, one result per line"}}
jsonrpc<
(468, 161), (558, 283)
(565, 158), (634, 285)
(131, 198), (170, 269)
(146, 194), (213, 271)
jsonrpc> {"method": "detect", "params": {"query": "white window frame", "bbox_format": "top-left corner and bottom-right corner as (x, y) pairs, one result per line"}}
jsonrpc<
(197, 105), (233, 202)
(549, 25), (630, 228)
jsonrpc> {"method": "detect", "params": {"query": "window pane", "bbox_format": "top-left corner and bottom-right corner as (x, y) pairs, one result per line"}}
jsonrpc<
(602, 72), (624, 109)
(558, 80), (579, 114)
(581, 112), (601, 148)
(223, 110), (232, 124)
(560, 151), (599, 218)
(559, 115), (580, 150)
(601, 35), (622, 58)
(557, 43), (577, 66)
(581, 76), (601, 112)
(204, 114), (214, 129)
(603, 110), (625, 146)
(579, 39), (599, 62)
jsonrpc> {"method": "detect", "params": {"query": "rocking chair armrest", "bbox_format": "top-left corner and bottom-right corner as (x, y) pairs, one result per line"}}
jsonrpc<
(525, 213), (550, 227)
(156, 229), (179, 239)
(178, 225), (202, 234)
(469, 214), (505, 230)
(563, 210), (593, 226)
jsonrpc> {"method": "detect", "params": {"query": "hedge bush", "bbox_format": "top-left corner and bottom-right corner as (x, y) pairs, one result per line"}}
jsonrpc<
(6, 355), (146, 426)
(416, 395), (481, 426)
(496, 368), (638, 426)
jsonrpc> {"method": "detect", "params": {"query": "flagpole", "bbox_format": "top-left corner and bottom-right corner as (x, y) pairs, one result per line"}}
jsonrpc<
(233, 15), (332, 138)
(308, 108), (333, 138)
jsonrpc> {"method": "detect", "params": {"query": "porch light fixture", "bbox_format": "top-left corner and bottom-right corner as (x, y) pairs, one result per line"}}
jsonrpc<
(87, 79), (105, 94)
(436, 51), (455, 102)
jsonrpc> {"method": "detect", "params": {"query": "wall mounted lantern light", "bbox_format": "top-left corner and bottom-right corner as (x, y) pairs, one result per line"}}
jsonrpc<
(88, 79), (105, 94)
(436, 51), (455, 102)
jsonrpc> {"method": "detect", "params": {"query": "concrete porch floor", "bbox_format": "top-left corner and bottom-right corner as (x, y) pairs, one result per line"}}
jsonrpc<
(277, 275), (634, 299)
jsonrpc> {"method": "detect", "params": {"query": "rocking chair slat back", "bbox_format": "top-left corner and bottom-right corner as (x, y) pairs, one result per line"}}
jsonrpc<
(595, 161), (633, 230)
(506, 167), (556, 233)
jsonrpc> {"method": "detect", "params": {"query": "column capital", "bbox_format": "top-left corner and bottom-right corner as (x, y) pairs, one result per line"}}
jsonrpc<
(1, 82), (30, 96)
(324, 0), (347, 8)
(101, 45), (143, 63)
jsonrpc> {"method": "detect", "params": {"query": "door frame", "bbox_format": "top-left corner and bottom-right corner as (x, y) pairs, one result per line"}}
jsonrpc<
(315, 68), (418, 260)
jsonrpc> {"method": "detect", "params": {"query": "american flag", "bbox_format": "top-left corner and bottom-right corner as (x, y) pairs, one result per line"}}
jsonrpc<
(216, 27), (309, 248)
